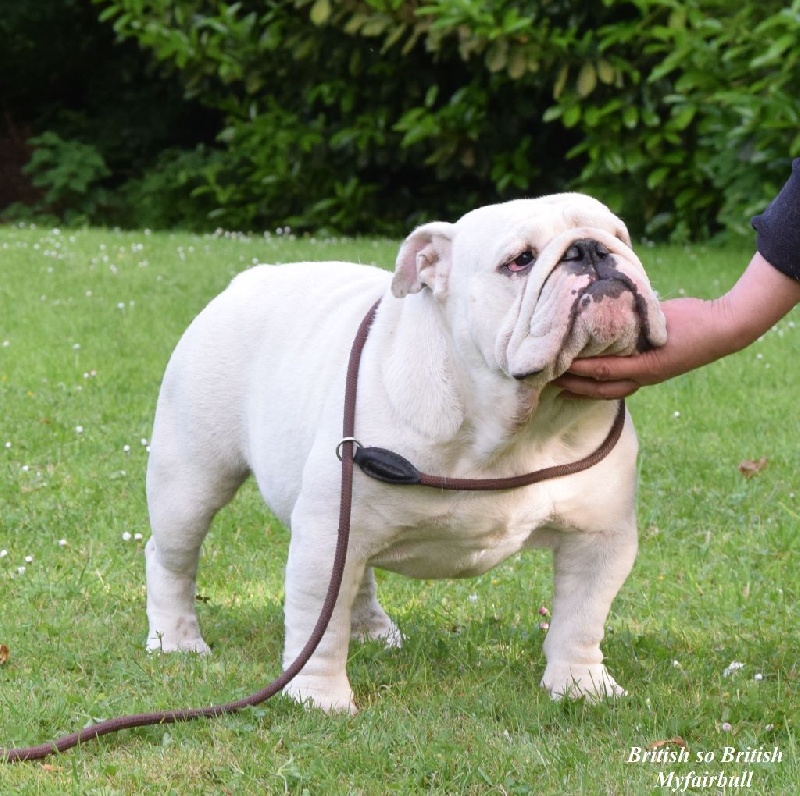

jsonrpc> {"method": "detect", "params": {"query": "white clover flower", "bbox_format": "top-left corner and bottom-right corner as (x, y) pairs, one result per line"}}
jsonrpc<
(24, 555), (33, 564)
(121, 532), (132, 541)
(134, 533), (143, 541)
(58, 539), (68, 547)
(0, 549), (8, 558)
(723, 661), (745, 677)
(75, 426), (84, 434)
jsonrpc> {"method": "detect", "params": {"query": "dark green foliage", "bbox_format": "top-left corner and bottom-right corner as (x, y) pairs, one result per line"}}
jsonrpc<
(3, 0), (798, 237)
(0, 0), (220, 228)
(546, 0), (800, 240)
(18, 132), (111, 225)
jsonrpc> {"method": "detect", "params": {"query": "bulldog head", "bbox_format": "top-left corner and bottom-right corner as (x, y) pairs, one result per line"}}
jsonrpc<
(392, 193), (667, 385)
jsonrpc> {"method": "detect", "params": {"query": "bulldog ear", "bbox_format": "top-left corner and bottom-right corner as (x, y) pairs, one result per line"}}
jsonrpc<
(392, 222), (455, 299)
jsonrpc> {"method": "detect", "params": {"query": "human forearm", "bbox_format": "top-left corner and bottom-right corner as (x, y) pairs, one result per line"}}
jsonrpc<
(710, 252), (800, 355)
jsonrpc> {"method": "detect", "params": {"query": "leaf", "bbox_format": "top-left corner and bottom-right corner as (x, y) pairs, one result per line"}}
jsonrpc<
(750, 35), (795, 69)
(670, 106), (695, 131)
(739, 457), (768, 478)
(344, 13), (367, 35)
(563, 106), (582, 128)
(553, 65), (569, 100)
(596, 59), (615, 85)
(649, 736), (688, 750)
(576, 63), (597, 98)
(485, 40), (508, 73)
(0, 644), (8, 664)
(542, 106), (563, 122)
(309, 0), (331, 27)
(507, 48), (527, 80)
(647, 166), (670, 189)
(623, 105), (638, 129)
(362, 16), (390, 37)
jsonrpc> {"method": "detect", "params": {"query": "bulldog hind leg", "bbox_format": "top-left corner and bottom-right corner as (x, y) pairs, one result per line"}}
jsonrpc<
(350, 567), (403, 648)
(145, 430), (248, 654)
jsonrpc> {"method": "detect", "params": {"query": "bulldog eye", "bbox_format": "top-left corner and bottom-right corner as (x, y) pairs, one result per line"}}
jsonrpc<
(503, 250), (536, 274)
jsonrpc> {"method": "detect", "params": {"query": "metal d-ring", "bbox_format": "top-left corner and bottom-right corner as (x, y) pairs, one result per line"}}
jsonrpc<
(335, 437), (362, 461)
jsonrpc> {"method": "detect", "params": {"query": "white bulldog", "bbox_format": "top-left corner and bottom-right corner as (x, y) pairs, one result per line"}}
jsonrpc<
(145, 193), (667, 713)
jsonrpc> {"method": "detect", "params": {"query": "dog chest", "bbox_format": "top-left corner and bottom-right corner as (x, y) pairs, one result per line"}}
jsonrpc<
(364, 491), (554, 579)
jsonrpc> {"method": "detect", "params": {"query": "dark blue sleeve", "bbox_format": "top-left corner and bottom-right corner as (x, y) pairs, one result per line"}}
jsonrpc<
(751, 159), (800, 281)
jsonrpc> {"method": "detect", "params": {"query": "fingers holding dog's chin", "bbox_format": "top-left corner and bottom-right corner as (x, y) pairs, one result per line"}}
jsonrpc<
(553, 374), (640, 400)
(566, 357), (627, 380)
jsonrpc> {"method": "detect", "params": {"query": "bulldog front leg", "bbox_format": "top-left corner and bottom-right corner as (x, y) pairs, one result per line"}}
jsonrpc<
(540, 525), (637, 700)
(145, 537), (210, 654)
(281, 522), (365, 714)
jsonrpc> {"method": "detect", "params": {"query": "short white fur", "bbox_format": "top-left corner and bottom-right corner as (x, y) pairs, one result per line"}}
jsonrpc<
(145, 193), (666, 712)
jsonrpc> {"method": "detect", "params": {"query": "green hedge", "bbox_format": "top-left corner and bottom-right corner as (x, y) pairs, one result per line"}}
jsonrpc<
(0, 0), (220, 228)
(8, 0), (799, 238)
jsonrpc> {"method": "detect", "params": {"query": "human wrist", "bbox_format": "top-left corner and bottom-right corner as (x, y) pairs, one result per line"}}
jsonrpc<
(708, 294), (758, 358)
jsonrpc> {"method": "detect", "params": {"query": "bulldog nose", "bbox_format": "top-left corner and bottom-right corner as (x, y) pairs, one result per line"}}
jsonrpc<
(560, 239), (610, 275)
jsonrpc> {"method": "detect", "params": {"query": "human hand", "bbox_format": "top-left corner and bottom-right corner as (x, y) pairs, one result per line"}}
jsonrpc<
(554, 298), (722, 399)
(554, 252), (800, 400)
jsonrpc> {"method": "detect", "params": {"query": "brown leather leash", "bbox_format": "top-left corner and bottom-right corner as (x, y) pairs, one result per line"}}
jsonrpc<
(2, 297), (623, 763)
(345, 301), (625, 491)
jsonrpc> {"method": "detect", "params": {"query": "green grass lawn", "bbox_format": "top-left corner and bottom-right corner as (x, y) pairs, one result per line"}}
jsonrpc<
(0, 224), (797, 794)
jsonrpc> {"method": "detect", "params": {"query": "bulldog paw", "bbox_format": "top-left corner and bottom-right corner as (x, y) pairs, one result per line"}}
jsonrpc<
(541, 663), (627, 702)
(350, 615), (405, 649)
(283, 676), (357, 715)
(145, 616), (210, 654)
